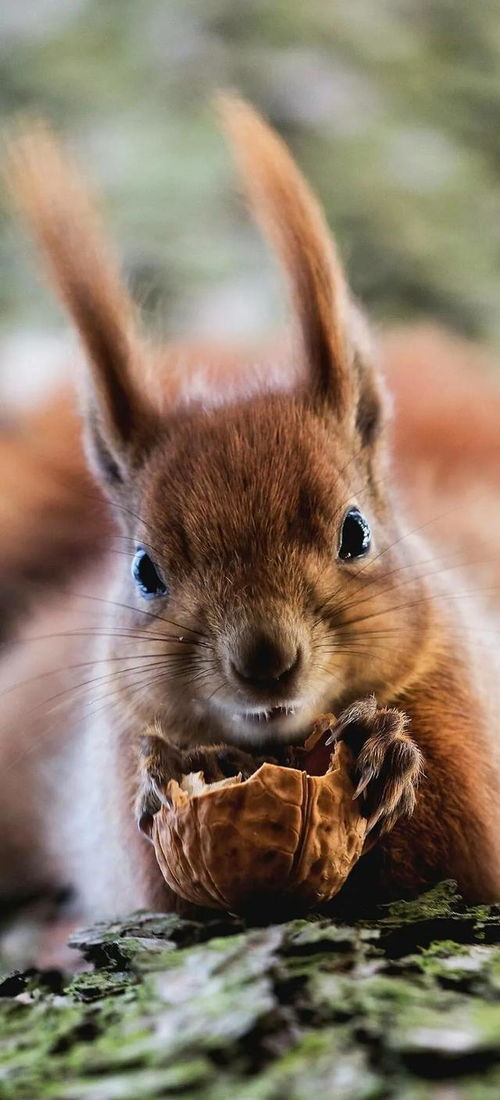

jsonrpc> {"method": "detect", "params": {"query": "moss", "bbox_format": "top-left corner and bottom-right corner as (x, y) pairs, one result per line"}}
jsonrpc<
(4, 883), (500, 1096)
(378, 881), (463, 925)
(66, 969), (137, 1002)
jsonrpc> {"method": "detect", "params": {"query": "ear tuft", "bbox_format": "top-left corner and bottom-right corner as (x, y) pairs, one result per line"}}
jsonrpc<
(216, 93), (355, 417)
(6, 121), (158, 486)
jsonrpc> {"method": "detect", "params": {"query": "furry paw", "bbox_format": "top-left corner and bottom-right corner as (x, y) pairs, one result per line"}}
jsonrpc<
(329, 697), (423, 838)
(135, 734), (183, 839)
(135, 733), (258, 839)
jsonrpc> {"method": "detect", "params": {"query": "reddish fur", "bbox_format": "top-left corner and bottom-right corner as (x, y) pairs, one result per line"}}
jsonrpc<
(383, 324), (500, 591)
(0, 391), (110, 640)
(1, 98), (500, 917)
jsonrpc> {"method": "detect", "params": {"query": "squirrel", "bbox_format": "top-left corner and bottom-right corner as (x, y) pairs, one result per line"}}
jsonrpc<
(1, 95), (500, 920)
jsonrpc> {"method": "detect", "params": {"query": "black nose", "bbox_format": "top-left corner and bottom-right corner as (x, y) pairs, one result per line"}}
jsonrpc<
(231, 631), (301, 690)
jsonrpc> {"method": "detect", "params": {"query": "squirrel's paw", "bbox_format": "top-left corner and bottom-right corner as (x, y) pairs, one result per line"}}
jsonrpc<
(135, 734), (181, 839)
(332, 697), (423, 838)
(135, 734), (258, 839)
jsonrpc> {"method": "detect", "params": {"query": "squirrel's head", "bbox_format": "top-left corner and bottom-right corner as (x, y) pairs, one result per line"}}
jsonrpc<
(8, 97), (429, 746)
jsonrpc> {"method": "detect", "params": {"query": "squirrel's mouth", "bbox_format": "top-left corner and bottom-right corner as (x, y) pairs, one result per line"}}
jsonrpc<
(209, 694), (319, 743)
(229, 703), (306, 733)
(237, 705), (296, 726)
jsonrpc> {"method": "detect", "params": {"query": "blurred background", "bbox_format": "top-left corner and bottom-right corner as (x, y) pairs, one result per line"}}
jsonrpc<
(2, 0), (500, 409)
(2, 0), (500, 981)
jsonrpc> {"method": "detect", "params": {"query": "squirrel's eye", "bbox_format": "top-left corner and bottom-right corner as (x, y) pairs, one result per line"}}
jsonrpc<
(338, 508), (371, 561)
(132, 548), (168, 599)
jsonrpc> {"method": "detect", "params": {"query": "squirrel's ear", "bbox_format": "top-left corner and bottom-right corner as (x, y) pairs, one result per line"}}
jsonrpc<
(218, 95), (382, 436)
(6, 124), (159, 488)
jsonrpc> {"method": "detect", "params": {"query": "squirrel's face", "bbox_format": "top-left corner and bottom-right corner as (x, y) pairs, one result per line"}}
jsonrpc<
(9, 97), (430, 746)
(108, 390), (428, 746)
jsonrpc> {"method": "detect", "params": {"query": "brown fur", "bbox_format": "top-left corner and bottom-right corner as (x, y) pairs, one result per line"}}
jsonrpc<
(384, 323), (500, 592)
(0, 391), (110, 642)
(1, 98), (500, 918)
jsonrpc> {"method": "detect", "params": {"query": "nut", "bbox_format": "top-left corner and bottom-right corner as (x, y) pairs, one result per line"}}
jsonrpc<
(151, 732), (366, 915)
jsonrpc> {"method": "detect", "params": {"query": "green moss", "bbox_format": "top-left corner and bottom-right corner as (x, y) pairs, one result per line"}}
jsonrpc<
(66, 969), (137, 1002)
(7, 882), (500, 1097)
(377, 880), (462, 925)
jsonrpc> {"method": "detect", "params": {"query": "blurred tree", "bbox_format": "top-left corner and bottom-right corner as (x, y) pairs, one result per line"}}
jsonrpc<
(2, 0), (500, 352)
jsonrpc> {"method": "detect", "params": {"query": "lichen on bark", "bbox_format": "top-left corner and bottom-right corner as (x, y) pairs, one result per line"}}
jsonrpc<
(3, 883), (500, 1098)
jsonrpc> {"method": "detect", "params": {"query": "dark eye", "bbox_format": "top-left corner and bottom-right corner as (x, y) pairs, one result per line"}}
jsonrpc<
(338, 508), (371, 561)
(132, 548), (168, 599)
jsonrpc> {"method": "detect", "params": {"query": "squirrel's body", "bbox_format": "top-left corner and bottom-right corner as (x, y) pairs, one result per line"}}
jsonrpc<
(2, 100), (500, 918)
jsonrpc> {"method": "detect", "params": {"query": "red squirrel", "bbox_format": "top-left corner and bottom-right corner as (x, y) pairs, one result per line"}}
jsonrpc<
(2, 96), (500, 919)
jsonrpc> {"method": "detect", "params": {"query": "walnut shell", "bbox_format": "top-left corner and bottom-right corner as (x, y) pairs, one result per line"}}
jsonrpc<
(151, 741), (366, 915)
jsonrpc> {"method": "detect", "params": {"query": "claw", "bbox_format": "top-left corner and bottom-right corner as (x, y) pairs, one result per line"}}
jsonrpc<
(330, 699), (422, 838)
(137, 810), (155, 841)
(135, 773), (171, 843)
(149, 777), (171, 809)
(353, 769), (376, 799)
(366, 806), (386, 833)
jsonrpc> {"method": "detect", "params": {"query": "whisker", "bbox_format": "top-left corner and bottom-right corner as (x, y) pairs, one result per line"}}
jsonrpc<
(339, 586), (500, 636)
(1, 658), (191, 729)
(316, 544), (500, 631)
(77, 488), (163, 551)
(0, 649), (211, 703)
(59, 590), (209, 643)
(5, 628), (208, 652)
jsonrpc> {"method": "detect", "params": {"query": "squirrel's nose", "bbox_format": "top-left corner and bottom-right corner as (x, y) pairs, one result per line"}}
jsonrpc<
(231, 631), (301, 690)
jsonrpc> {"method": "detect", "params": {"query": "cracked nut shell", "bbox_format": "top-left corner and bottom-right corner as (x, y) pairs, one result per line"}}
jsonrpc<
(151, 741), (367, 914)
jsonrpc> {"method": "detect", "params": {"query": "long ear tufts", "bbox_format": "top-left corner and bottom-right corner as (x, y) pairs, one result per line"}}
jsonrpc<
(5, 122), (156, 481)
(217, 93), (354, 417)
